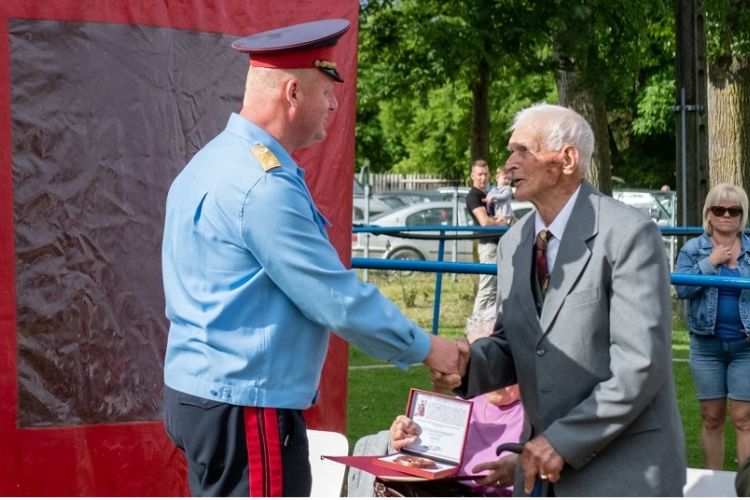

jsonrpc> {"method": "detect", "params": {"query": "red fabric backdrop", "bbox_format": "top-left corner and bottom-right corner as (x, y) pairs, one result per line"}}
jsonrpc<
(0, 0), (356, 495)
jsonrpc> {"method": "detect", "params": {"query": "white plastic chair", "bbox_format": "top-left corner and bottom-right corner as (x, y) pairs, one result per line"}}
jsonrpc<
(307, 429), (349, 497)
(684, 467), (737, 497)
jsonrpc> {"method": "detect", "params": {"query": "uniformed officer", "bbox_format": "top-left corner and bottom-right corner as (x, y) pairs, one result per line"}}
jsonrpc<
(161, 19), (463, 497)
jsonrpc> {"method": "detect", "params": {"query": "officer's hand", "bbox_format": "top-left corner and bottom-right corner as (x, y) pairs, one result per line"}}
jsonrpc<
(428, 336), (470, 392)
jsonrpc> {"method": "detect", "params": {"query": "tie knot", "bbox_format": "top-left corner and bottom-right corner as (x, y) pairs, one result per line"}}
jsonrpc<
(536, 230), (552, 249)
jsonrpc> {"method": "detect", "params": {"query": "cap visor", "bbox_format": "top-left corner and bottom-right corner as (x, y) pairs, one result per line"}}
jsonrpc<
(319, 67), (344, 83)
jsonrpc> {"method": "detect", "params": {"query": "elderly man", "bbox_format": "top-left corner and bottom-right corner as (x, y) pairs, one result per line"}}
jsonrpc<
(435, 103), (686, 496)
(161, 19), (461, 497)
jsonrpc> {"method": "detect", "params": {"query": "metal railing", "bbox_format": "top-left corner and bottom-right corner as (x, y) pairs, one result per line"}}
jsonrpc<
(351, 225), (750, 334)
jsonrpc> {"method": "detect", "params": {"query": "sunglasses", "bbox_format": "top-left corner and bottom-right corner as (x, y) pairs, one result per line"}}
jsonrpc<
(709, 206), (743, 217)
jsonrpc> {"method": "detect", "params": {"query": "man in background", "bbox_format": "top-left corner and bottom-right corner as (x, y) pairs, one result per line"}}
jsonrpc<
(465, 159), (509, 313)
(161, 19), (462, 497)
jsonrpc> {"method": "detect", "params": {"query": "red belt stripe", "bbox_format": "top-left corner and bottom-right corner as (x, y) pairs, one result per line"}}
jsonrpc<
(244, 407), (283, 497)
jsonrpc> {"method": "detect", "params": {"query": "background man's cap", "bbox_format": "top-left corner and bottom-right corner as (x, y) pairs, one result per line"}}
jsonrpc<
(232, 19), (350, 83)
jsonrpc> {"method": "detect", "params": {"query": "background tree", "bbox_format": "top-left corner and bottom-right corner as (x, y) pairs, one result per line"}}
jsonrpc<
(544, 0), (675, 195)
(356, 0), (678, 190)
(623, 12), (678, 189)
(357, 0), (542, 179)
(705, 0), (750, 194)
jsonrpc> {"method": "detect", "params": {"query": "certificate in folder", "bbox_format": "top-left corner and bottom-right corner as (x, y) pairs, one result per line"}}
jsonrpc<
(372, 389), (473, 480)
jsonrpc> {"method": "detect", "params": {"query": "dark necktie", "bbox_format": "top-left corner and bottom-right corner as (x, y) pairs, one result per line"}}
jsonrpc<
(535, 230), (552, 296)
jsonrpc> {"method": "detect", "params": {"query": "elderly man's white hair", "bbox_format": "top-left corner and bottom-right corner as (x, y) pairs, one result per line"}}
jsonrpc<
(510, 103), (595, 174)
(465, 307), (497, 343)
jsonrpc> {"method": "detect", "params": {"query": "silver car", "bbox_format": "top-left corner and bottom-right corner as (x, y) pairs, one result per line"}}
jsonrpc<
(353, 178), (391, 221)
(352, 200), (534, 262)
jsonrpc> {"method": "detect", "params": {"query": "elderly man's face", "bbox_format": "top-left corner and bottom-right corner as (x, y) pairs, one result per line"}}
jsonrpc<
(504, 126), (564, 204)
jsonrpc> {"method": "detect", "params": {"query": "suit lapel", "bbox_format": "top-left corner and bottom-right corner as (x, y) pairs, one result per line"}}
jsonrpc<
(539, 181), (599, 335)
(507, 216), (541, 333)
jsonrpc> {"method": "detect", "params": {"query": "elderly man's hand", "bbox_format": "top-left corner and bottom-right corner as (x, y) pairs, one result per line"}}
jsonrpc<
(426, 336), (470, 392)
(521, 435), (564, 493)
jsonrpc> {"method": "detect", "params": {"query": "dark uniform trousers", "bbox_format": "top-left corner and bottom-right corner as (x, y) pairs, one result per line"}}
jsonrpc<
(163, 385), (312, 497)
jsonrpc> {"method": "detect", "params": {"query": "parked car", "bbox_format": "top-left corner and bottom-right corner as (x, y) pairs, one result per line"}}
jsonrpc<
(352, 201), (475, 262)
(435, 186), (535, 219)
(613, 189), (678, 270)
(436, 186), (471, 203)
(352, 199), (535, 262)
(613, 190), (675, 227)
(375, 190), (445, 208)
(353, 179), (391, 221)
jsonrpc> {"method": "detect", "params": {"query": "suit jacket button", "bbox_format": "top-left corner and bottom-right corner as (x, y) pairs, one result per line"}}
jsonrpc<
(536, 347), (545, 356)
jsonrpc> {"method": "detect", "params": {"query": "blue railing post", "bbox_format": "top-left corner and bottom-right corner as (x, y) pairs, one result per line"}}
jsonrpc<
(432, 231), (445, 335)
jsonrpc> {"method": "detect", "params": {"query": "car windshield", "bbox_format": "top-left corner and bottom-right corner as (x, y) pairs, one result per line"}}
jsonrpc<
(613, 190), (675, 225)
(651, 191), (675, 218)
(369, 206), (407, 222)
(353, 178), (365, 196)
(405, 207), (453, 226)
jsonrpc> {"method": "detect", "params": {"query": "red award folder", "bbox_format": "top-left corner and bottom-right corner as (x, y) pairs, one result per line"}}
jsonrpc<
(327, 389), (475, 481)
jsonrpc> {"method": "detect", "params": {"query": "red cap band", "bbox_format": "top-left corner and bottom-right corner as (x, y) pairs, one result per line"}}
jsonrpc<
(249, 45), (337, 70)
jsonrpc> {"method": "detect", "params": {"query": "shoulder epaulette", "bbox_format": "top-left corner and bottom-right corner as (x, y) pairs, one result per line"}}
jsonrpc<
(251, 145), (281, 172)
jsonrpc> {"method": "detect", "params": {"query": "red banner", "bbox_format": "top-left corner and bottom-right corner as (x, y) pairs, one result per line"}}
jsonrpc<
(0, 0), (356, 495)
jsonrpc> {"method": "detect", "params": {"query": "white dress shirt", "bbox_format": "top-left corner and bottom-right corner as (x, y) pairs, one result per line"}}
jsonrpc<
(534, 184), (582, 273)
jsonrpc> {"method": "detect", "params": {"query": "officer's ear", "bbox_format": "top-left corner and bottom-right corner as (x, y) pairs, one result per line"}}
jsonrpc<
(285, 78), (300, 108)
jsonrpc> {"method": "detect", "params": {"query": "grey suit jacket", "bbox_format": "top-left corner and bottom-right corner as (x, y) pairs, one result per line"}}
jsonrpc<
(458, 181), (686, 496)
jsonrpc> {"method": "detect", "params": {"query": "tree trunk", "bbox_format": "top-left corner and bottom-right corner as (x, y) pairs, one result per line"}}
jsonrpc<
(470, 56), (491, 165)
(707, 56), (750, 195)
(555, 66), (613, 196)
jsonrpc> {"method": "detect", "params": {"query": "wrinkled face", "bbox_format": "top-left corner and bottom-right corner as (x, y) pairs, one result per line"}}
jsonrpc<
(470, 165), (490, 189)
(504, 126), (564, 204)
(706, 198), (743, 234)
(295, 71), (338, 148)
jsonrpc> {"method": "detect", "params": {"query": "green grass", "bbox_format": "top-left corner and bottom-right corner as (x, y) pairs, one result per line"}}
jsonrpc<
(346, 273), (742, 471)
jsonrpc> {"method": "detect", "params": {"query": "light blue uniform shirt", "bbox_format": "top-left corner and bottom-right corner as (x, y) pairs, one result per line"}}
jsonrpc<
(163, 114), (431, 409)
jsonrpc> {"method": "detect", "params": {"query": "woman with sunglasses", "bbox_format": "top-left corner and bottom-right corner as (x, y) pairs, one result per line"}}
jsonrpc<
(676, 183), (750, 470)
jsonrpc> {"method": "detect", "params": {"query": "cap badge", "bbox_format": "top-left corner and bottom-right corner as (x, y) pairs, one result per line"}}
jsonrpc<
(251, 145), (281, 172)
(314, 60), (337, 70)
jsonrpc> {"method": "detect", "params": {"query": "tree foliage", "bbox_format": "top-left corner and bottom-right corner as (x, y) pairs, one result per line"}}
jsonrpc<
(705, 0), (750, 63)
(357, 0), (554, 179)
(356, 0), (680, 189)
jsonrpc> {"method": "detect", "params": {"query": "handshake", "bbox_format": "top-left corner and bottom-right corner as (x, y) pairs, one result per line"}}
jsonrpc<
(423, 336), (472, 392)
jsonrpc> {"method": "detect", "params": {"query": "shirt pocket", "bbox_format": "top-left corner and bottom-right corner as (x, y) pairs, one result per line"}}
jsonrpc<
(564, 287), (600, 308)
